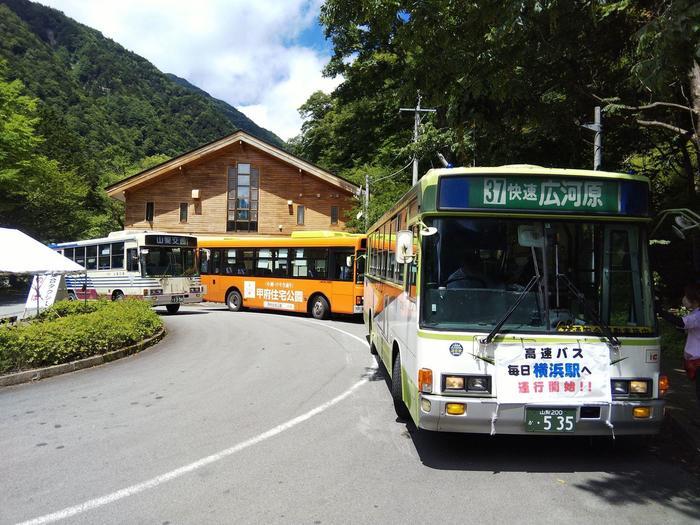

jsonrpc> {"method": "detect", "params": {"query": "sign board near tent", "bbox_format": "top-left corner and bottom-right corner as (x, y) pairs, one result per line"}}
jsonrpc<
(25, 274), (69, 313)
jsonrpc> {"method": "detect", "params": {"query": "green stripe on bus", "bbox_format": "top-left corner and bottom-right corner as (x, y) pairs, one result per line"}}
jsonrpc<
(416, 330), (660, 346)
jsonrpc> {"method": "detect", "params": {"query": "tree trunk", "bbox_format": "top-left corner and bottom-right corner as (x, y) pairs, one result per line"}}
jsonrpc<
(690, 60), (700, 131)
(689, 60), (700, 197)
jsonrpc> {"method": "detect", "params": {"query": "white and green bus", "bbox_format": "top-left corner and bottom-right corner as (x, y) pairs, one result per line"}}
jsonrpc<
(53, 231), (205, 313)
(365, 165), (667, 436)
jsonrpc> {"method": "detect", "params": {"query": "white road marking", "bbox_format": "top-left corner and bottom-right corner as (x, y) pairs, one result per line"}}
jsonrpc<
(17, 321), (371, 525)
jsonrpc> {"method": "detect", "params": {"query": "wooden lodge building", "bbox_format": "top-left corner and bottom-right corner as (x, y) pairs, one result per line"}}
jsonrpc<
(106, 131), (360, 236)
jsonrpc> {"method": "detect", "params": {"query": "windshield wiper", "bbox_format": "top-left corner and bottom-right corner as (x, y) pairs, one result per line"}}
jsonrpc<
(556, 273), (621, 347)
(481, 275), (540, 345)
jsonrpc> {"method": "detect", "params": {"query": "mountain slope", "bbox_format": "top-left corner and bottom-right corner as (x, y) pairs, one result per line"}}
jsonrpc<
(0, 0), (284, 174)
(166, 73), (282, 147)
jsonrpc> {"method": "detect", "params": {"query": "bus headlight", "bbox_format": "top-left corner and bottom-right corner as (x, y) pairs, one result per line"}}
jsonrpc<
(467, 377), (489, 392)
(629, 380), (649, 394)
(441, 375), (491, 393)
(611, 379), (651, 396)
(611, 380), (629, 395)
(444, 376), (465, 390)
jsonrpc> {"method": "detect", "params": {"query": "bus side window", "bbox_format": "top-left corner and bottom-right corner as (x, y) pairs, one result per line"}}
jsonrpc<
(111, 242), (124, 269)
(86, 245), (97, 270)
(126, 248), (139, 272)
(407, 227), (418, 299)
(199, 249), (210, 274)
(330, 248), (353, 281)
(211, 249), (222, 275)
(356, 249), (366, 284)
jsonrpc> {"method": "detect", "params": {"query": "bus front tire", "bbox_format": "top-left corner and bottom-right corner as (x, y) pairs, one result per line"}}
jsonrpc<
(112, 290), (124, 301)
(392, 354), (411, 421)
(226, 289), (243, 312)
(166, 304), (180, 314)
(310, 295), (330, 320)
(368, 314), (377, 354)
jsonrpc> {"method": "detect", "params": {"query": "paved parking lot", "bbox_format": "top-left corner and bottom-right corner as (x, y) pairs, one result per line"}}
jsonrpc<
(1, 305), (699, 524)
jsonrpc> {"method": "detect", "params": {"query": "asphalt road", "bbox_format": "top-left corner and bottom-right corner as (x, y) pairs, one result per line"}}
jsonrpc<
(1, 304), (699, 524)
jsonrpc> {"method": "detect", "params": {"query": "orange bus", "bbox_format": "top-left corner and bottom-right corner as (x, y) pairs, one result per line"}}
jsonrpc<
(198, 231), (366, 319)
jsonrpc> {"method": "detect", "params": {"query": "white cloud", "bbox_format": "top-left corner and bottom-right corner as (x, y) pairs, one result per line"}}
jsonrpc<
(36, 0), (338, 140)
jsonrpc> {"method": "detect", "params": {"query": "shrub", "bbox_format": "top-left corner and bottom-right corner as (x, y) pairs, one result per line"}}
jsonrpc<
(0, 299), (163, 374)
(35, 299), (102, 321)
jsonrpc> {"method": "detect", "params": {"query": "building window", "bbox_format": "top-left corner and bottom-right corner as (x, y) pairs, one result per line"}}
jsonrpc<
(180, 203), (188, 223)
(297, 205), (305, 225)
(227, 163), (259, 232)
(331, 206), (339, 225)
(145, 202), (154, 222)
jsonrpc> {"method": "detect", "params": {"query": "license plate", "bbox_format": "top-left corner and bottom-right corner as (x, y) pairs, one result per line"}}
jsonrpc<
(525, 408), (576, 433)
(172, 295), (185, 303)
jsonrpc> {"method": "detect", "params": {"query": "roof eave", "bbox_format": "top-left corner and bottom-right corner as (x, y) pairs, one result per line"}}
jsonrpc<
(106, 130), (360, 199)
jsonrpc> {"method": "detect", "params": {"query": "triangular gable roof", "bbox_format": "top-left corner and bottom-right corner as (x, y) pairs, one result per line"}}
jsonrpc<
(106, 130), (360, 201)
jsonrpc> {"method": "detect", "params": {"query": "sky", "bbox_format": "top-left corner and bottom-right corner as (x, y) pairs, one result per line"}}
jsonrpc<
(36, 0), (342, 141)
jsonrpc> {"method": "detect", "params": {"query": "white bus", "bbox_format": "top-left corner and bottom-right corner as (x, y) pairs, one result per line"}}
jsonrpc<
(53, 231), (205, 313)
(365, 166), (668, 436)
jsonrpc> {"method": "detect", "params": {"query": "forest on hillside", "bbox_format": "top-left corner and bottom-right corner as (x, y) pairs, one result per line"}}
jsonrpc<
(290, 0), (700, 232)
(0, 0), (282, 243)
(1, 0), (699, 255)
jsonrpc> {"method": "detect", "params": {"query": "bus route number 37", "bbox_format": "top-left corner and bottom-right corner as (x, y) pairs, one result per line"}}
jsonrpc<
(525, 408), (576, 433)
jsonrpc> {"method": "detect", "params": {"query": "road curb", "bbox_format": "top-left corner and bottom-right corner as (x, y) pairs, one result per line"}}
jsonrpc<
(0, 327), (166, 388)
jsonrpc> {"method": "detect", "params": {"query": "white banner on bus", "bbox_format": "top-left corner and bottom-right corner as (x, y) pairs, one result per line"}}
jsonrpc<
(495, 343), (612, 404)
(25, 274), (68, 313)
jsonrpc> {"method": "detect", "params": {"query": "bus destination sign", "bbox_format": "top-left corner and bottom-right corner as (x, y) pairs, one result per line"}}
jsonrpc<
(438, 175), (648, 215)
(145, 235), (197, 247)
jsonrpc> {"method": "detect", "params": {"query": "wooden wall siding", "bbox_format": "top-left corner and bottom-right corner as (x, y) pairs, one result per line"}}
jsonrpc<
(124, 142), (355, 234)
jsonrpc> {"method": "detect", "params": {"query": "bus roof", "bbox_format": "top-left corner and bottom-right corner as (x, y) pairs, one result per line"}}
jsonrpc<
(198, 231), (365, 249)
(368, 165), (651, 231)
(421, 165), (649, 185)
(52, 231), (197, 248)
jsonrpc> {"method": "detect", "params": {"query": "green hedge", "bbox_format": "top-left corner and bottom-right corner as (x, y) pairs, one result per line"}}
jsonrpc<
(0, 299), (163, 374)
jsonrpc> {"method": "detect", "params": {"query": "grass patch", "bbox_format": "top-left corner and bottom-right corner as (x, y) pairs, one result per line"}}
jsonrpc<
(0, 299), (163, 374)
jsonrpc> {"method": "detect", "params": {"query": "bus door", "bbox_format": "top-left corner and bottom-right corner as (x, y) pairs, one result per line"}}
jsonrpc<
(330, 248), (355, 313)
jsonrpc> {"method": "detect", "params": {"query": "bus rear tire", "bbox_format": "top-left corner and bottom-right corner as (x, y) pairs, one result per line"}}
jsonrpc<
(310, 295), (330, 320)
(112, 290), (124, 301)
(226, 289), (243, 312)
(392, 354), (411, 421)
(166, 304), (180, 314)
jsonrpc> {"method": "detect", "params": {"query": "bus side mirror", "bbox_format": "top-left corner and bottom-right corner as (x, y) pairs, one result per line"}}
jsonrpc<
(395, 230), (414, 264)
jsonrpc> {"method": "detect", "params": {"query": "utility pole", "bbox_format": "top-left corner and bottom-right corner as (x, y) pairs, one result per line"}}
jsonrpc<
(582, 106), (603, 170)
(364, 173), (369, 231)
(400, 92), (436, 185)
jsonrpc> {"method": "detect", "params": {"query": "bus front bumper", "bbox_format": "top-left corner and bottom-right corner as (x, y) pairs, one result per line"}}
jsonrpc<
(148, 293), (203, 306)
(417, 394), (664, 436)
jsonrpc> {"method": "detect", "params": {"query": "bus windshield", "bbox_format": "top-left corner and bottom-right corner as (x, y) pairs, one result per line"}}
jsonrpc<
(421, 217), (654, 335)
(142, 246), (197, 277)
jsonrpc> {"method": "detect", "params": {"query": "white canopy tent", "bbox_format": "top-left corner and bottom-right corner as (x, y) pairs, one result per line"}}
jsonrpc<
(0, 228), (85, 319)
(0, 228), (84, 275)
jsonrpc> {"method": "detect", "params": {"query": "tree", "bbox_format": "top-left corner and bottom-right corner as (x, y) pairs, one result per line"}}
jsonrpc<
(602, 0), (700, 203)
(0, 60), (88, 242)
